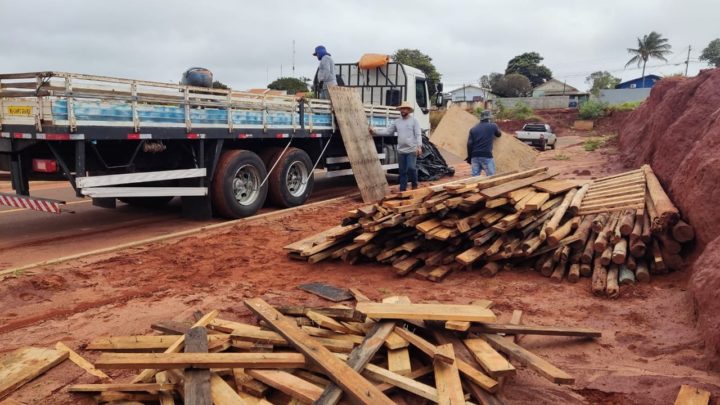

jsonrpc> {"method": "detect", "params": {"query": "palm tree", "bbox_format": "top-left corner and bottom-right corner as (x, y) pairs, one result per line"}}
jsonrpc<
(626, 31), (672, 88)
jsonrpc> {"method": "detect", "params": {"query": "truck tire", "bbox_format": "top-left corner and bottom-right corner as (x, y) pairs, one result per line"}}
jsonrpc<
(118, 196), (174, 208)
(266, 147), (314, 208)
(211, 149), (268, 218)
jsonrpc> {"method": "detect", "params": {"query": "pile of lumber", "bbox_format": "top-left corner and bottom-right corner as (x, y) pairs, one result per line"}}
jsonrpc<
(286, 165), (693, 298)
(1, 292), (601, 404)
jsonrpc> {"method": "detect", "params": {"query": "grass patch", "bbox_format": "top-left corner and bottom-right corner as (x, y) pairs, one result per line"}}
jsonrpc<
(553, 153), (570, 161)
(578, 100), (608, 120)
(583, 137), (606, 151)
(607, 101), (642, 112)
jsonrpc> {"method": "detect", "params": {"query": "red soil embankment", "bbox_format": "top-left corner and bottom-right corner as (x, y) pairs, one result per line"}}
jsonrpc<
(618, 68), (720, 365)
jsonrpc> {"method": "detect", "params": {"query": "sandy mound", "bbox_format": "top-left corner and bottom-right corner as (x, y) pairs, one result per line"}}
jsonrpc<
(618, 68), (720, 365)
(430, 107), (537, 173)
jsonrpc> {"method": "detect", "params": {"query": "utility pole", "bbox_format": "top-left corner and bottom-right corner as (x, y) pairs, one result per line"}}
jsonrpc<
(685, 45), (692, 76)
(292, 40), (296, 78)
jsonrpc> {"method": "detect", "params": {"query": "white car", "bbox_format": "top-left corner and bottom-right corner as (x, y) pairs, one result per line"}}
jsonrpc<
(515, 123), (557, 150)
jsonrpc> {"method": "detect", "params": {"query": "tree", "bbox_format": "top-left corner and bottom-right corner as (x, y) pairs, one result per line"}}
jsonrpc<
(267, 77), (309, 94)
(480, 73), (503, 89)
(585, 71), (621, 95)
(700, 38), (720, 67)
(626, 31), (672, 88)
(491, 73), (532, 97)
(505, 52), (553, 87)
(392, 49), (442, 95)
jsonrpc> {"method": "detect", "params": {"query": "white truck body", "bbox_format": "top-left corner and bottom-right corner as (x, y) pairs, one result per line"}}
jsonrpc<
(514, 123), (556, 150)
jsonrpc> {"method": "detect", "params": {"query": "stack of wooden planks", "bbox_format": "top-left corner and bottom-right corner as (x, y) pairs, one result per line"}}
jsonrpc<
(45, 292), (601, 404)
(286, 165), (693, 298)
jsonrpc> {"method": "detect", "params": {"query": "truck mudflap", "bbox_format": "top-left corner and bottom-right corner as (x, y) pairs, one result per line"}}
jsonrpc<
(0, 192), (65, 214)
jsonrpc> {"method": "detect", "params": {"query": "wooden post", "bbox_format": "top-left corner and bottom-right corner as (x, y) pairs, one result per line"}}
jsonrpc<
(619, 209), (636, 236)
(643, 164), (679, 229)
(600, 245), (613, 266)
(672, 219), (694, 243)
(618, 265), (635, 285)
(550, 259), (567, 282)
(591, 257), (607, 296)
(480, 262), (501, 278)
(611, 238), (627, 265)
(641, 212), (652, 243)
(184, 327), (212, 405)
(657, 233), (682, 254)
(581, 231), (596, 264)
(568, 183), (590, 215)
(567, 263), (581, 283)
(543, 188), (578, 237)
(635, 259), (650, 282)
(629, 235), (647, 258)
(547, 219), (574, 246)
(580, 263), (592, 277)
(591, 212), (609, 234)
(606, 264), (619, 298)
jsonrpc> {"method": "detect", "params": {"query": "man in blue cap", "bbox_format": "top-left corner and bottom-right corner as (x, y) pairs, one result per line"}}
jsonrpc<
(466, 110), (502, 176)
(313, 45), (336, 99)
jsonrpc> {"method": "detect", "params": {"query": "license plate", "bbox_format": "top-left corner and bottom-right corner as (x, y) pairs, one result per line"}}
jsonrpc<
(523, 141), (533, 145)
(7, 106), (33, 116)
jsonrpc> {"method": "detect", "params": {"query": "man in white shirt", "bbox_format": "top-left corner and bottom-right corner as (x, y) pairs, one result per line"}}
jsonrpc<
(369, 101), (422, 191)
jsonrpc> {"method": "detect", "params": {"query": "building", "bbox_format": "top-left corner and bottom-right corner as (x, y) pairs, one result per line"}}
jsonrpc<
(532, 78), (589, 107)
(447, 84), (492, 102)
(615, 75), (661, 89)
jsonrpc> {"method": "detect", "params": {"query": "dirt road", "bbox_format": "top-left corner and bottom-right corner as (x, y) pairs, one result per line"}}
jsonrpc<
(1, 137), (717, 404)
(0, 173), (361, 270)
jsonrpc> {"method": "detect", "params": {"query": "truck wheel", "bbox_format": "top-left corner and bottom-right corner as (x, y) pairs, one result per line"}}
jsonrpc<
(550, 141), (556, 150)
(211, 150), (268, 218)
(266, 147), (314, 208)
(118, 196), (174, 208)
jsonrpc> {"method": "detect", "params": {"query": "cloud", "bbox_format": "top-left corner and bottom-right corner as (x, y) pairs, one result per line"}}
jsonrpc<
(0, 0), (717, 91)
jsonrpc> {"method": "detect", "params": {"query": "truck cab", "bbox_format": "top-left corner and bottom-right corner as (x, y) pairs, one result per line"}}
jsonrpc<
(333, 62), (432, 132)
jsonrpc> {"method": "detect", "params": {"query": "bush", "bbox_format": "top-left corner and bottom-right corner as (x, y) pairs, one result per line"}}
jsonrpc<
(578, 100), (608, 120)
(429, 110), (445, 130)
(607, 101), (642, 112)
(495, 101), (538, 120)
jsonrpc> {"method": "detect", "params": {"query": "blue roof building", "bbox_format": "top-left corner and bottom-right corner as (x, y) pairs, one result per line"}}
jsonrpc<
(615, 75), (661, 89)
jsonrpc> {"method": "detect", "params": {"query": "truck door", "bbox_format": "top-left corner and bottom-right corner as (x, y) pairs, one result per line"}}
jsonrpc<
(413, 78), (431, 132)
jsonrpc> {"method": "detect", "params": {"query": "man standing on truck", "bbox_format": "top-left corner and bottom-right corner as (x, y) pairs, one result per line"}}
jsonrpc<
(466, 110), (502, 176)
(369, 101), (422, 192)
(313, 45), (336, 99)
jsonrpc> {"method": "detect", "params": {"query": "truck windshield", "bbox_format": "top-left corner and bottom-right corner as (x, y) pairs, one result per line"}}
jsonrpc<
(523, 124), (547, 132)
(415, 78), (428, 109)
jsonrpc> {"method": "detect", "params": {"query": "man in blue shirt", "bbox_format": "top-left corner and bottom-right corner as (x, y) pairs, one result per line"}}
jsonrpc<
(467, 110), (502, 176)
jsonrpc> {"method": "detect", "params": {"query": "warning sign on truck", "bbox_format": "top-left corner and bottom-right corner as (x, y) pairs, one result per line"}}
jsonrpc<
(6, 106), (33, 116)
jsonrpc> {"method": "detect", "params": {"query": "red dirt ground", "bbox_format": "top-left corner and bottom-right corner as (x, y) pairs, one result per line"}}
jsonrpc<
(1, 119), (719, 404)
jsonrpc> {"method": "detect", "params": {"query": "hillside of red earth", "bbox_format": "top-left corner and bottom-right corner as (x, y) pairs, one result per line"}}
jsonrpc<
(618, 67), (720, 366)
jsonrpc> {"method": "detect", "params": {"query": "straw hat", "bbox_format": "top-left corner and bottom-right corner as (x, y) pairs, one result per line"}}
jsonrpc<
(397, 101), (414, 112)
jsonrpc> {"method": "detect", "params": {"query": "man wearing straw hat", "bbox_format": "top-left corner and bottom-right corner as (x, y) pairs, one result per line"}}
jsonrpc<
(369, 101), (422, 191)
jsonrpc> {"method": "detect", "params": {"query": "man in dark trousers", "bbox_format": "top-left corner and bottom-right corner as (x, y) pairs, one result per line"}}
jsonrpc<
(466, 110), (502, 176)
(369, 101), (422, 191)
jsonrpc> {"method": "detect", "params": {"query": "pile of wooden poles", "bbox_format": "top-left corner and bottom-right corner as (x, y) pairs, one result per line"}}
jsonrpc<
(286, 165), (693, 298)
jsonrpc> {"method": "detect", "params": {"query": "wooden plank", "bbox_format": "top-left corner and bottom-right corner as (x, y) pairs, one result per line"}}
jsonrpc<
(246, 369), (323, 403)
(355, 303), (496, 323)
(67, 383), (175, 392)
(673, 384), (711, 405)
(307, 311), (353, 334)
(315, 320), (396, 405)
(55, 341), (111, 381)
(479, 333), (574, 384)
(523, 192), (550, 211)
(429, 330), (500, 396)
(480, 172), (557, 199)
(95, 353), (306, 369)
(132, 309), (219, 383)
(360, 361), (440, 402)
(443, 300), (494, 332)
(184, 327), (211, 405)
(155, 371), (175, 405)
(532, 179), (585, 194)
(463, 339), (515, 378)
(243, 298), (394, 405)
(393, 327), (454, 364)
(0, 347), (68, 399)
(209, 372), (248, 405)
(469, 323), (600, 338)
(328, 86), (388, 202)
(433, 344), (465, 405)
(277, 307), (365, 323)
(387, 348), (412, 376)
(88, 335), (230, 351)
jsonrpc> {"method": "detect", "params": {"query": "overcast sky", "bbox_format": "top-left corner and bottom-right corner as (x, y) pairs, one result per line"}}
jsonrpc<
(0, 0), (717, 92)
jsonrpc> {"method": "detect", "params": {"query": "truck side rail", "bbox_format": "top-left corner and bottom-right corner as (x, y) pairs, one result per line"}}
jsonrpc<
(0, 72), (400, 136)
